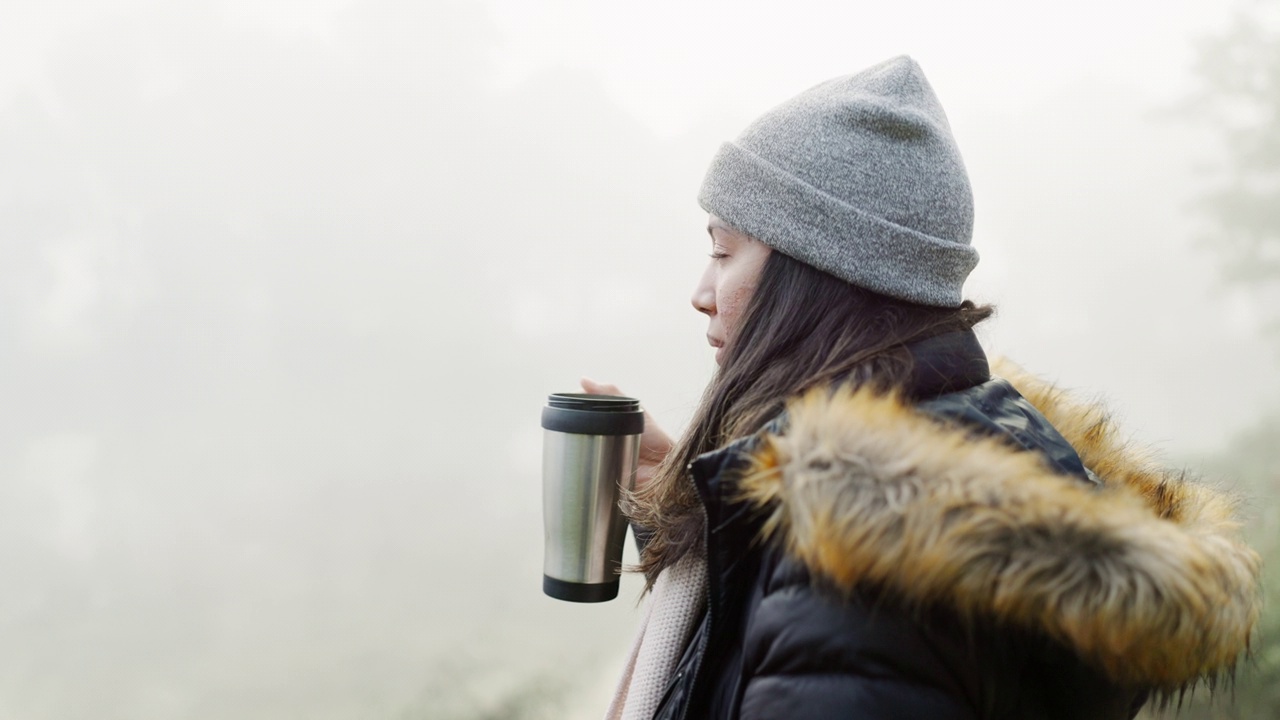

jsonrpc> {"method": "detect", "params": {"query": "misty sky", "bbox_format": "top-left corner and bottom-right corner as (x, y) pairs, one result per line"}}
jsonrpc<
(1, 1), (1276, 718)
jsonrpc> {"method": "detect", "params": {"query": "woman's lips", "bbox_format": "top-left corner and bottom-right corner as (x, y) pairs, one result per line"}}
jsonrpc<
(707, 335), (725, 365)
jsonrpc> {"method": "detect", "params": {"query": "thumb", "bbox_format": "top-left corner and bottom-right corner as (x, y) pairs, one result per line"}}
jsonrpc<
(580, 377), (623, 396)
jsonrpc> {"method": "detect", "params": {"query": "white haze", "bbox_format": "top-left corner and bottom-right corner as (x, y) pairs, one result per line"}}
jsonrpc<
(0, 1), (1275, 718)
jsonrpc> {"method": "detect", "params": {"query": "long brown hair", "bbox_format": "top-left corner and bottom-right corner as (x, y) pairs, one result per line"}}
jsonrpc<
(626, 248), (994, 584)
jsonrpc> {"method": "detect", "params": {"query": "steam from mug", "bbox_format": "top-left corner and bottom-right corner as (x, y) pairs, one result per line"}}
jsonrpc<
(541, 393), (644, 603)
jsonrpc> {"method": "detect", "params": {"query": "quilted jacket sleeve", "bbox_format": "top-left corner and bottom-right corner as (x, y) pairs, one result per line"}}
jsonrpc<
(739, 555), (979, 720)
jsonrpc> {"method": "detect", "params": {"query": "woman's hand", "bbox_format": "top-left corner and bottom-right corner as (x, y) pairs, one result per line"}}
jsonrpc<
(580, 378), (674, 489)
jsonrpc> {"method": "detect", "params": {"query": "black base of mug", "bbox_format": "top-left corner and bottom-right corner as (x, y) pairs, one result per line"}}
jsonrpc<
(543, 575), (620, 603)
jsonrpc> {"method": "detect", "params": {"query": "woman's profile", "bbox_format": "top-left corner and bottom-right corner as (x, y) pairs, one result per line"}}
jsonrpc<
(584, 55), (1261, 720)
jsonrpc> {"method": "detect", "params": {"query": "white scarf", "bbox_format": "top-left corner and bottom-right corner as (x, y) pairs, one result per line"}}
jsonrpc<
(604, 549), (708, 720)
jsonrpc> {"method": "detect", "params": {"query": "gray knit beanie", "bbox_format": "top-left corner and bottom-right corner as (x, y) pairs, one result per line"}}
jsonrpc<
(698, 55), (978, 307)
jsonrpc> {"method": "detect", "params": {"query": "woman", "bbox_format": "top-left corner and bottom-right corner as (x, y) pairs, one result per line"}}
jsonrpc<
(587, 56), (1261, 720)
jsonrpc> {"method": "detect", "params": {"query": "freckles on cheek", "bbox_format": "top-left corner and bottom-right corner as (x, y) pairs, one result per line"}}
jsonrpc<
(724, 286), (748, 314)
(721, 284), (755, 338)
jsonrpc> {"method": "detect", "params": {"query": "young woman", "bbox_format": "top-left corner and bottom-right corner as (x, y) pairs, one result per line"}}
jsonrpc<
(587, 56), (1261, 720)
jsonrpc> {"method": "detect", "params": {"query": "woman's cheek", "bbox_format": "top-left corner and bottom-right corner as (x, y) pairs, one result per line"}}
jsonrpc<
(721, 283), (755, 342)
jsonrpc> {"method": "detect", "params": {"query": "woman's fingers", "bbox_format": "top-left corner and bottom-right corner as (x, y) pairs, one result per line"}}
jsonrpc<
(580, 377), (623, 396)
(577, 377), (674, 487)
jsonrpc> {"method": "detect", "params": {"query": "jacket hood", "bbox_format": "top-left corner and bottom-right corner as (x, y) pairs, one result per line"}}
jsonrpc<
(735, 359), (1262, 689)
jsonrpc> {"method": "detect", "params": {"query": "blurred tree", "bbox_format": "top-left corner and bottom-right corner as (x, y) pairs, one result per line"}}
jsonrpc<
(1152, 4), (1280, 718)
(1184, 2), (1280, 342)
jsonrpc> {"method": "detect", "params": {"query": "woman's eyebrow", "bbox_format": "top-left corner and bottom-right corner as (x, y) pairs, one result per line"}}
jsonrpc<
(707, 221), (738, 242)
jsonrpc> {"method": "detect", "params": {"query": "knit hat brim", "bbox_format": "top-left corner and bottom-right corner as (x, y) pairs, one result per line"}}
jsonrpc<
(698, 141), (980, 308)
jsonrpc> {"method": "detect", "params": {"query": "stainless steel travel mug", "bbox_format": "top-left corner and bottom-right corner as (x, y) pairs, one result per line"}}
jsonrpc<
(541, 393), (644, 602)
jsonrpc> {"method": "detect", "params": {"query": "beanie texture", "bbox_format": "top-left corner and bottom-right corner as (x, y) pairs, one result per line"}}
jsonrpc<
(698, 55), (978, 307)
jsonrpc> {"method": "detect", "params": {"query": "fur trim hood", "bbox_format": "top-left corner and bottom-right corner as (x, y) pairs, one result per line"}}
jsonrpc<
(736, 360), (1262, 689)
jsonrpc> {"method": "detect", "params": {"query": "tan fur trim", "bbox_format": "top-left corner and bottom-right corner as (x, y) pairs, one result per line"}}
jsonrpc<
(737, 366), (1262, 688)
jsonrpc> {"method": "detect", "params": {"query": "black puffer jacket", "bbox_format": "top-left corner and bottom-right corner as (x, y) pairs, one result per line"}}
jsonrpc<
(648, 332), (1260, 720)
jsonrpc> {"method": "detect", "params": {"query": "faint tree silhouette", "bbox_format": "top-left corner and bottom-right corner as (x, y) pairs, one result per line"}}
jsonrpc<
(1182, 2), (1280, 343)
(1147, 6), (1280, 718)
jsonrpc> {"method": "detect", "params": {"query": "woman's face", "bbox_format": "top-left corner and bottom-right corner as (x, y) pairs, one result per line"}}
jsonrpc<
(691, 216), (771, 365)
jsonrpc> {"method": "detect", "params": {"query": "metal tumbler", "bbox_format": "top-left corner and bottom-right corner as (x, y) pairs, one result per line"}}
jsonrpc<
(541, 393), (644, 603)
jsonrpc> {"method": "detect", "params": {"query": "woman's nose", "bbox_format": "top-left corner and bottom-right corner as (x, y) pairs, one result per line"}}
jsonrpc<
(691, 264), (715, 316)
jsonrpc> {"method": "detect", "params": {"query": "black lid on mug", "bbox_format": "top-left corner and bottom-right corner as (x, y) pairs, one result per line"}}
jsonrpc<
(542, 393), (644, 435)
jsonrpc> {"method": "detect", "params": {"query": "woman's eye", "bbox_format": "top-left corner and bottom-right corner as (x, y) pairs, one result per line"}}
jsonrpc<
(709, 251), (729, 260)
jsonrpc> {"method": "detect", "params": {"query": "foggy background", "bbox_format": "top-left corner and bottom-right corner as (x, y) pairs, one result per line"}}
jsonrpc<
(2, 0), (1278, 718)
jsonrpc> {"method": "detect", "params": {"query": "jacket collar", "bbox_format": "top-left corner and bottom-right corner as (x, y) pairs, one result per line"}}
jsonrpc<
(901, 328), (990, 400)
(732, 359), (1261, 690)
